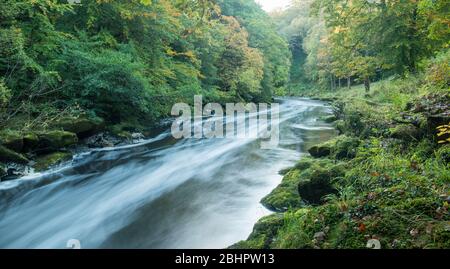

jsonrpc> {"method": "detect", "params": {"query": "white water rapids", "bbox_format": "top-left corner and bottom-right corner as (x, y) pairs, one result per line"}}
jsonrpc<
(0, 98), (336, 248)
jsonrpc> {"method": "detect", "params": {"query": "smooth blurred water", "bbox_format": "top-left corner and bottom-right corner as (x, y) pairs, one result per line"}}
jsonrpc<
(0, 98), (336, 249)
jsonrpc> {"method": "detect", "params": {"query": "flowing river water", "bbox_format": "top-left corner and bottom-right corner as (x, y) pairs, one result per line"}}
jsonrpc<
(0, 98), (337, 249)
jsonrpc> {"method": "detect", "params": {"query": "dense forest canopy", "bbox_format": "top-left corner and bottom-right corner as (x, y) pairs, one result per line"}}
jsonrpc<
(0, 0), (290, 129)
(272, 0), (449, 92)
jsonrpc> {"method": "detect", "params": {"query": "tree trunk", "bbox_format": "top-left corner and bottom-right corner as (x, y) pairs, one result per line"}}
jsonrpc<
(347, 77), (351, 89)
(338, 78), (341, 88)
(330, 74), (334, 91)
(364, 77), (370, 93)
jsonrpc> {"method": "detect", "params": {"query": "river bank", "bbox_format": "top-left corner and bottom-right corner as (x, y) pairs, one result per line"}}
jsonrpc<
(0, 117), (172, 181)
(232, 76), (449, 249)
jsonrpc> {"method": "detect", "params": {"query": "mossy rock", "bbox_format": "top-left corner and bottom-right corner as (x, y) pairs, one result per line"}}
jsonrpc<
(0, 145), (29, 164)
(230, 214), (284, 249)
(37, 131), (78, 151)
(332, 136), (360, 159)
(22, 133), (39, 151)
(308, 143), (332, 158)
(298, 166), (341, 205)
(34, 152), (72, 172)
(333, 120), (346, 135)
(261, 169), (303, 212)
(308, 135), (360, 159)
(0, 130), (23, 152)
(321, 115), (338, 123)
(389, 124), (422, 141)
(53, 116), (104, 138)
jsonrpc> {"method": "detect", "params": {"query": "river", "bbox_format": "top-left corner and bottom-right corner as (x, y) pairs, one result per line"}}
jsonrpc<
(0, 98), (336, 249)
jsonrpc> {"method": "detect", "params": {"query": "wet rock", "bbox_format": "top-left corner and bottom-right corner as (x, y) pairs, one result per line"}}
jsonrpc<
(389, 124), (422, 140)
(1, 163), (32, 181)
(84, 132), (122, 148)
(37, 131), (78, 151)
(0, 145), (29, 164)
(131, 132), (145, 142)
(34, 152), (72, 172)
(0, 131), (23, 152)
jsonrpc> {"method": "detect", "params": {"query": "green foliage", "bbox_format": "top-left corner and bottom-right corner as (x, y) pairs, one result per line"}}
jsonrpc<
(0, 0), (290, 129)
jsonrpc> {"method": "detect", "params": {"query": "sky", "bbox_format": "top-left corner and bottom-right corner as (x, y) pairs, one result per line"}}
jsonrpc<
(255, 0), (291, 12)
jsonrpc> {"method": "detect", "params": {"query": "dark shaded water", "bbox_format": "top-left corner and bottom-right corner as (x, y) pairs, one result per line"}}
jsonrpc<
(0, 98), (336, 248)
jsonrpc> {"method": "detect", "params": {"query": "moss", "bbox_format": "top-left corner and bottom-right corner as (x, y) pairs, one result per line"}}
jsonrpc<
(308, 143), (332, 158)
(0, 130), (23, 152)
(22, 132), (39, 151)
(0, 145), (29, 164)
(261, 169), (303, 212)
(234, 77), (450, 249)
(230, 214), (285, 249)
(34, 152), (72, 172)
(333, 120), (346, 135)
(309, 135), (360, 159)
(262, 159), (345, 211)
(298, 166), (341, 205)
(320, 115), (338, 123)
(37, 131), (78, 150)
(435, 144), (450, 166)
(389, 124), (423, 141)
(53, 116), (104, 137)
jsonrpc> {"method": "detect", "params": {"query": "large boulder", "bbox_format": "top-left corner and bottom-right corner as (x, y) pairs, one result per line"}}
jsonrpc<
(0, 145), (29, 164)
(0, 131), (23, 152)
(53, 116), (104, 138)
(37, 131), (78, 152)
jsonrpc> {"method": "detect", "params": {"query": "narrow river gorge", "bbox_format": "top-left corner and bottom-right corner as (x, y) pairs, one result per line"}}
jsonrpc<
(0, 98), (337, 249)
